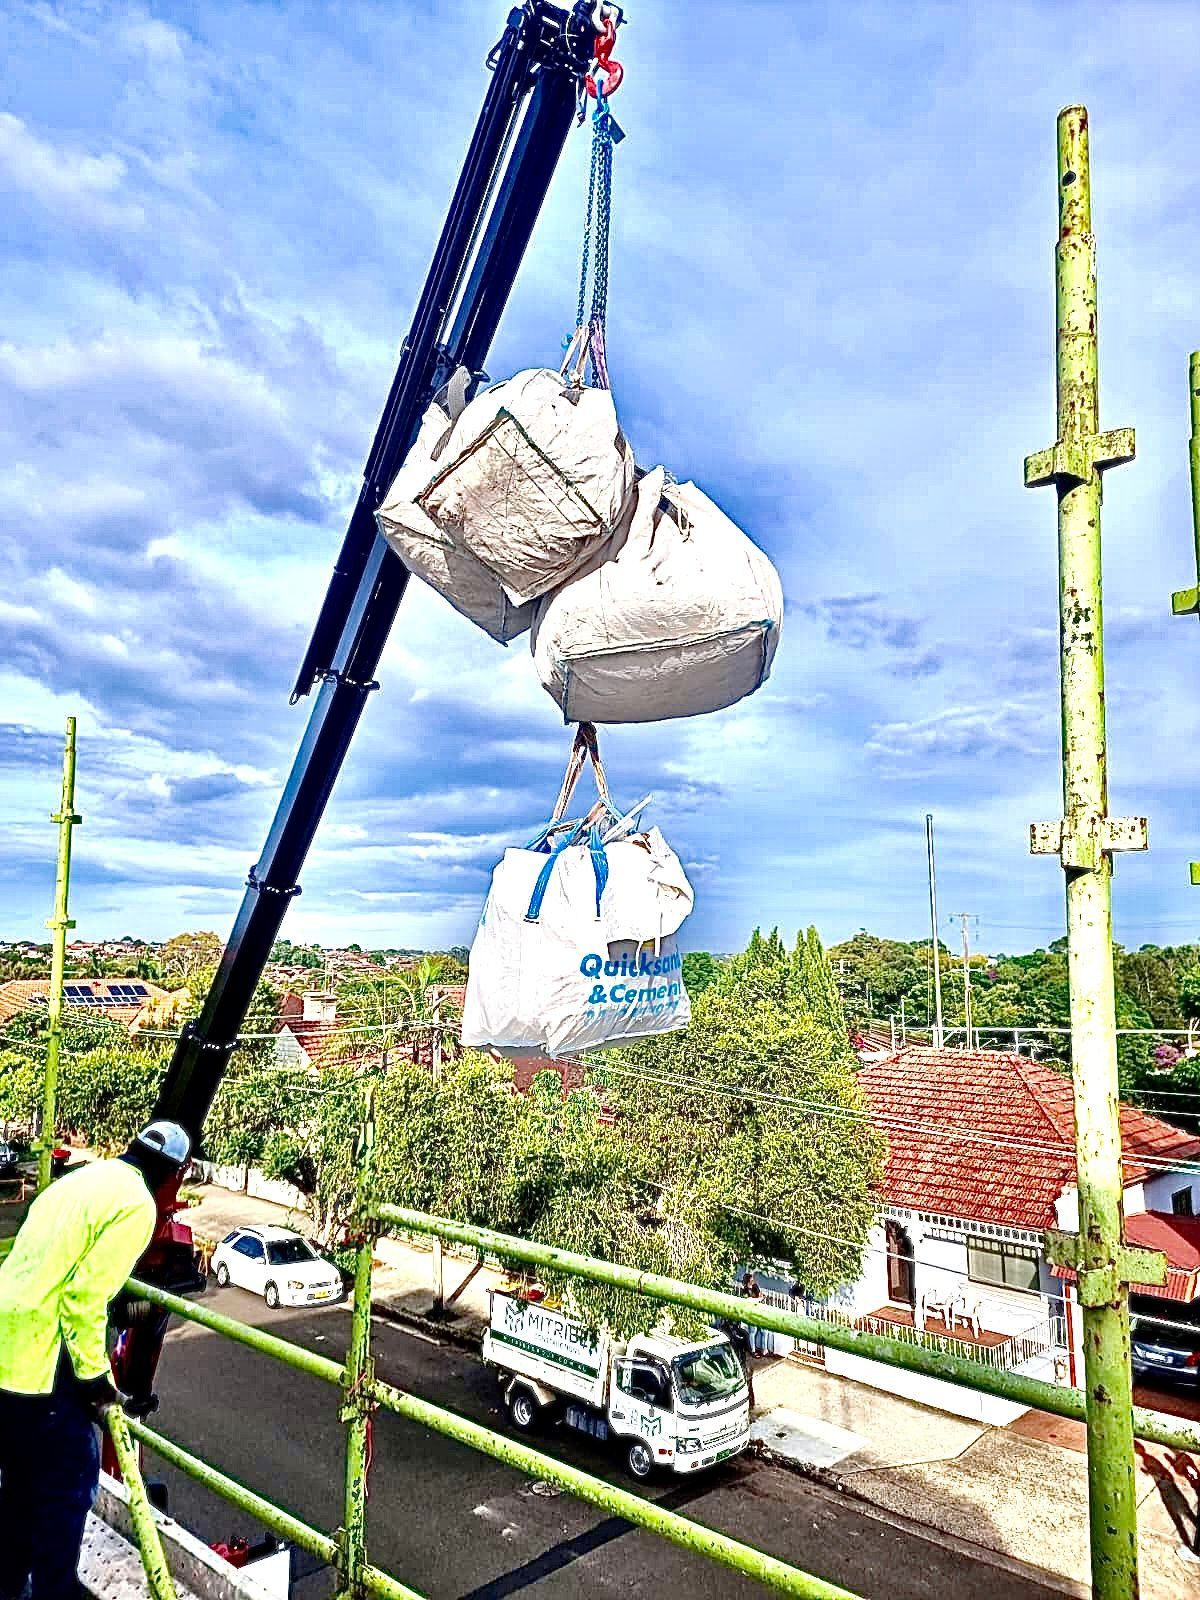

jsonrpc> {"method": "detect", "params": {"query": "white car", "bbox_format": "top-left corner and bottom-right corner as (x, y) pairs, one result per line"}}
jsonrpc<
(211, 1225), (344, 1309)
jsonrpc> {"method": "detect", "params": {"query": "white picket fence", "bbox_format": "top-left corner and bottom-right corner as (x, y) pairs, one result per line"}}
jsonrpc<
(190, 1158), (308, 1214)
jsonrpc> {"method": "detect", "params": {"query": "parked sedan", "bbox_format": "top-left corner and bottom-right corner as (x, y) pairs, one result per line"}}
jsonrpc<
(211, 1225), (344, 1309)
(1130, 1295), (1200, 1387)
(0, 1141), (20, 1178)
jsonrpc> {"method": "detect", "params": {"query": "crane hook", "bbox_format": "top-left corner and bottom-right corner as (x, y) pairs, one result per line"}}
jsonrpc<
(585, 13), (623, 99)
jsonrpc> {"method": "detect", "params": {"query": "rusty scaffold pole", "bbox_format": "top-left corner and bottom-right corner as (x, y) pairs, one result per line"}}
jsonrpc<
(38, 715), (82, 1192)
(1025, 107), (1166, 1598)
(1170, 351), (1200, 885)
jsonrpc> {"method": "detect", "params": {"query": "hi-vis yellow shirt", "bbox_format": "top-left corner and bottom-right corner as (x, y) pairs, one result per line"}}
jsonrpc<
(0, 1159), (155, 1394)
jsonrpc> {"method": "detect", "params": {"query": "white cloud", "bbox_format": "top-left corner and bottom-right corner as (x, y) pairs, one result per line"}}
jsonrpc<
(0, 112), (143, 228)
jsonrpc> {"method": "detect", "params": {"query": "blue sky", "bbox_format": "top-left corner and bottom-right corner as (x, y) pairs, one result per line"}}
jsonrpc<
(2, 0), (1199, 957)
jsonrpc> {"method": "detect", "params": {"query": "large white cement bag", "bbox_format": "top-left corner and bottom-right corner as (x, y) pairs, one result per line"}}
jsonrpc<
(416, 368), (635, 605)
(531, 467), (784, 723)
(461, 830), (693, 1057)
(376, 400), (535, 644)
(462, 729), (694, 1056)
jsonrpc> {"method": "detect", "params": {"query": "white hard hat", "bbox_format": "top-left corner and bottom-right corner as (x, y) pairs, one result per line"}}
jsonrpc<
(134, 1120), (192, 1166)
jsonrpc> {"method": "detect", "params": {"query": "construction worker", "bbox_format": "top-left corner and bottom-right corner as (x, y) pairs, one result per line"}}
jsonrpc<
(0, 1120), (192, 1600)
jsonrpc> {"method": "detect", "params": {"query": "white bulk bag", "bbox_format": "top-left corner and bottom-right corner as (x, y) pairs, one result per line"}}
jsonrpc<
(377, 399), (534, 644)
(531, 467), (784, 724)
(417, 368), (635, 605)
(461, 727), (693, 1057)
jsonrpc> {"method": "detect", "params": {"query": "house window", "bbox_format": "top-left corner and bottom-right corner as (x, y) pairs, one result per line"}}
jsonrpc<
(1172, 1187), (1195, 1217)
(967, 1238), (1040, 1294)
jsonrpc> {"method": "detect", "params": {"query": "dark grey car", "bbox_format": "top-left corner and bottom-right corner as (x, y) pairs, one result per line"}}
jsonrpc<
(1130, 1294), (1200, 1387)
(0, 1141), (19, 1178)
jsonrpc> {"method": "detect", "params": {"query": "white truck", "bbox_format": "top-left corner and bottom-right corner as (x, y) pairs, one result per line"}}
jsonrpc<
(483, 1290), (751, 1480)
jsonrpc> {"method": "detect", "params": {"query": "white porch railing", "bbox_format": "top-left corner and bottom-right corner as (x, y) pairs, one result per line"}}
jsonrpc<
(760, 1289), (1063, 1374)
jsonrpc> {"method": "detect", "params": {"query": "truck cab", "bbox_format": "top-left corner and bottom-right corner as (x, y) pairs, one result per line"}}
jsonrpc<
(484, 1291), (750, 1480)
(609, 1332), (750, 1478)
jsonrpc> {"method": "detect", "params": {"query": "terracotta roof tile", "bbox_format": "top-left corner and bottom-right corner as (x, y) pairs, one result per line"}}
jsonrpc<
(858, 1048), (1200, 1232)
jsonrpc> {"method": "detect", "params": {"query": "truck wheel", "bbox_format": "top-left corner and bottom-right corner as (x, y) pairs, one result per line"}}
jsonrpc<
(626, 1440), (655, 1481)
(215, 1263), (230, 1288)
(507, 1387), (540, 1432)
(265, 1282), (280, 1309)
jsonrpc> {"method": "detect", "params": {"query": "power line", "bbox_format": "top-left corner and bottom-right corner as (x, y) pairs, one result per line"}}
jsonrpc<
(593, 1061), (1200, 1179)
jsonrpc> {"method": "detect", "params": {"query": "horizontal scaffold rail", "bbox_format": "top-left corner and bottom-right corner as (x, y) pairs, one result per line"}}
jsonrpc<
(369, 1204), (1200, 1457)
(127, 1278), (858, 1599)
(123, 1416), (421, 1600)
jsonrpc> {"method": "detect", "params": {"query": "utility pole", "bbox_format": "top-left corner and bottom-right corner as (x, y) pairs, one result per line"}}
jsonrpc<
(925, 814), (944, 1049)
(430, 994), (445, 1317)
(39, 717), (81, 1191)
(900, 994), (907, 1047)
(951, 914), (977, 1050)
(1025, 106), (1163, 1600)
(1170, 351), (1200, 888)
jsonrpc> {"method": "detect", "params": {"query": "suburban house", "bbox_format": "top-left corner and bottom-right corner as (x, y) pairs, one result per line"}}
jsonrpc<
(0, 976), (186, 1035)
(271, 991), (347, 1070)
(759, 1048), (1200, 1423)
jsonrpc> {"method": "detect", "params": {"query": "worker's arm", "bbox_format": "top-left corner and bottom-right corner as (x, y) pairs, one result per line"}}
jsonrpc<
(60, 1204), (156, 1381)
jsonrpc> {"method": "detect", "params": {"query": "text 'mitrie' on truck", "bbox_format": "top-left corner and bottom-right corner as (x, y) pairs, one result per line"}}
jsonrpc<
(483, 1290), (751, 1481)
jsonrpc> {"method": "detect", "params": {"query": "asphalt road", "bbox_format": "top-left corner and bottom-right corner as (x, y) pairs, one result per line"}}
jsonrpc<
(142, 1289), (1067, 1600)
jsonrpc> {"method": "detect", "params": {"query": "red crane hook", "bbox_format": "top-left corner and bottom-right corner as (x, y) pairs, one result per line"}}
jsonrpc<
(585, 14), (623, 99)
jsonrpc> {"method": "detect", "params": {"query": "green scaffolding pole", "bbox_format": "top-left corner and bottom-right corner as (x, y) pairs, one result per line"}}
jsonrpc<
(1025, 106), (1165, 1600)
(104, 1406), (178, 1600)
(38, 715), (81, 1192)
(1170, 349), (1200, 883)
(339, 1088), (378, 1600)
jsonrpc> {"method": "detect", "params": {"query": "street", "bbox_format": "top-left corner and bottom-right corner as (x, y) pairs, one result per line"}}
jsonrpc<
(143, 1288), (1067, 1600)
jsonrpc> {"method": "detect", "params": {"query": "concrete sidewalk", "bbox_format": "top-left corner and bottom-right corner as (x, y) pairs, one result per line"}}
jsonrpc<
(749, 1359), (1199, 1598)
(178, 1184), (1200, 1597)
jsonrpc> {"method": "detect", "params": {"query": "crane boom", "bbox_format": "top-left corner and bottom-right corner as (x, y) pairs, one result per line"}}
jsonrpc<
(152, 1), (595, 1140)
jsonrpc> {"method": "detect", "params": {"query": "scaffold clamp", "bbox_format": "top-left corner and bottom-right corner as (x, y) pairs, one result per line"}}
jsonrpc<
(1044, 1229), (1167, 1307)
(1029, 814), (1147, 869)
(1024, 426), (1135, 490)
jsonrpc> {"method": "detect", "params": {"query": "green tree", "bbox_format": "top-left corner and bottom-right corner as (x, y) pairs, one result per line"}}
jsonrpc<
(681, 951), (720, 998)
(335, 958), (460, 1070)
(0, 1009), (163, 1151)
(160, 931), (224, 989)
(574, 927), (884, 1336)
(1180, 967), (1200, 1023)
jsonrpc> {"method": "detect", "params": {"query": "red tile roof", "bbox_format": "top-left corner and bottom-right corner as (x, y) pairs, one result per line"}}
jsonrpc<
(858, 1048), (1200, 1232)
(275, 1017), (346, 1068)
(1052, 1211), (1200, 1302)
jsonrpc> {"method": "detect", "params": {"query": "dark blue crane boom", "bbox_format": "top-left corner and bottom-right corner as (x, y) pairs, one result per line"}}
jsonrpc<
(110, 0), (608, 1415)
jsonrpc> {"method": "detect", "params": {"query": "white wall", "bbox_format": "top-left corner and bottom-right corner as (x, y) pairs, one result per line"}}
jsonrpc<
(844, 1224), (890, 1313)
(824, 1346), (1030, 1425)
(884, 1215), (1051, 1338)
(1143, 1169), (1199, 1215)
(1055, 1187), (1078, 1230)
